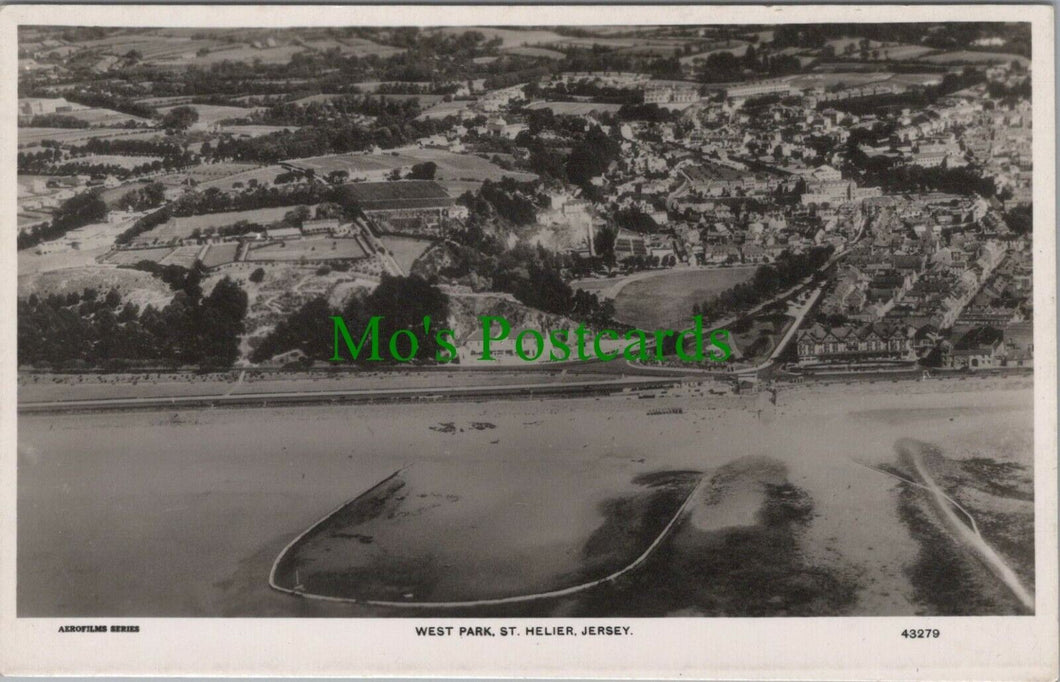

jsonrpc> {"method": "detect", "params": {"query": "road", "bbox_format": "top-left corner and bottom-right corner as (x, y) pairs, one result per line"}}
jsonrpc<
(17, 374), (686, 414)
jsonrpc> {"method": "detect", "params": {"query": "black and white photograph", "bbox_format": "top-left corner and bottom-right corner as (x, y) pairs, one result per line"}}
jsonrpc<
(2, 3), (1057, 678)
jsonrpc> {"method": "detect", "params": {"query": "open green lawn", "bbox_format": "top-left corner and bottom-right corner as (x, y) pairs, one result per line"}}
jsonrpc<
(613, 267), (756, 329)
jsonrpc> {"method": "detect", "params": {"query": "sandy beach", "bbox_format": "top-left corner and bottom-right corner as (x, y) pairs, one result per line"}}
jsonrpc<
(17, 375), (1034, 617)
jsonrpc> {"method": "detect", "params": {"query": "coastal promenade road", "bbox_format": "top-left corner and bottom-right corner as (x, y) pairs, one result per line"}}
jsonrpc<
(17, 374), (686, 414)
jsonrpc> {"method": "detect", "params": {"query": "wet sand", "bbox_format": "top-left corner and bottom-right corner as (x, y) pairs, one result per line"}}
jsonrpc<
(17, 375), (1034, 616)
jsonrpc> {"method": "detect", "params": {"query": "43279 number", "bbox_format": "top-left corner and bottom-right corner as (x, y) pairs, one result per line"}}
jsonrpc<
(901, 629), (940, 639)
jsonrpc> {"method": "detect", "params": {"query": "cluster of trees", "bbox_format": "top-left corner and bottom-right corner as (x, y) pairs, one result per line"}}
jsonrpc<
(613, 207), (661, 234)
(18, 276), (247, 369)
(1003, 203), (1031, 236)
(64, 89), (158, 120)
(523, 80), (641, 105)
(375, 81), (461, 96)
(17, 189), (108, 251)
(26, 114), (90, 128)
(250, 274), (449, 364)
(687, 45), (802, 82)
(434, 226), (615, 326)
(115, 181), (167, 212)
(17, 158), (160, 180)
(987, 78), (1031, 106)
(459, 178), (546, 226)
(18, 137), (196, 177)
(74, 136), (187, 157)
(565, 125), (621, 190)
(692, 246), (834, 320)
(199, 110), (462, 164)
(616, 102), (684, 123)
(243, 94), (423, 127)
(17, 146), (63, 170)
(407, 161), (438, 180)
(124, 260), (205, 298)
(160, 106), (200, 132)
(860, 162), (996, 198)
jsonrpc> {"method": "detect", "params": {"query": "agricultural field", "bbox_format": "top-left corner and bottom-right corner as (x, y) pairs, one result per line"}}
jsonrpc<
(103, 247), (174, 266)
(156, 103), (261, 129)
(18, 211), (51, 230)
(60, 107), (154, 126)
(77, 35), (226, 60)
(134, 205), (310, 243)
(524, 101), (624, 116)
(180, 161), (263, 183)
(195, 164), (287, 191)
(246, 237), (368, 262)
(682, 42), (751, 64)
(134, 95), (195, 107)
(425, 27), (567, 48)
(70, 154), (163, 169)
(290, 93), (348, 106)
(888, 72), (945, 88)
(374, 94), (445, 106)
(337, 36), (404, 57)
(292, 148), (536, 184)
(415, 100), (475, 120)
(870, 44), (936, 61)
(921, 50), (1029, 66)
(379, 236), (433, 273)
(789, 72), (894, 90)
(216, 124), (301, 138)
(17, 127), (161, 147)
(201, 242), (241, 268)
(300, 37), (401, 57)
(185, 44), (307, 66)
(549, 36), (689, 52)
(501, 46), (565, 60)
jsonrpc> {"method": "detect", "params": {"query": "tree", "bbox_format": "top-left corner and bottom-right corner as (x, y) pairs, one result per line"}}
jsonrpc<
(408, 161), (438, 180)
(249, 267), (266, 283)
(161, 106), (200, 132)
(594, 225), (617, 266)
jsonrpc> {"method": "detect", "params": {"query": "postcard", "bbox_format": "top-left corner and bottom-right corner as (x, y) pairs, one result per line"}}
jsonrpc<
(1, 4), (1056, 678)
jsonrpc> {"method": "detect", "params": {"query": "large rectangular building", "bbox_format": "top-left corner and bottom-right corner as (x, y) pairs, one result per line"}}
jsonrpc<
(341, 180), (462, 220)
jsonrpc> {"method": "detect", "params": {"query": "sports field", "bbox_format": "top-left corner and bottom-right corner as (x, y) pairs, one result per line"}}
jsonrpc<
(611, 266), (757, 329)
